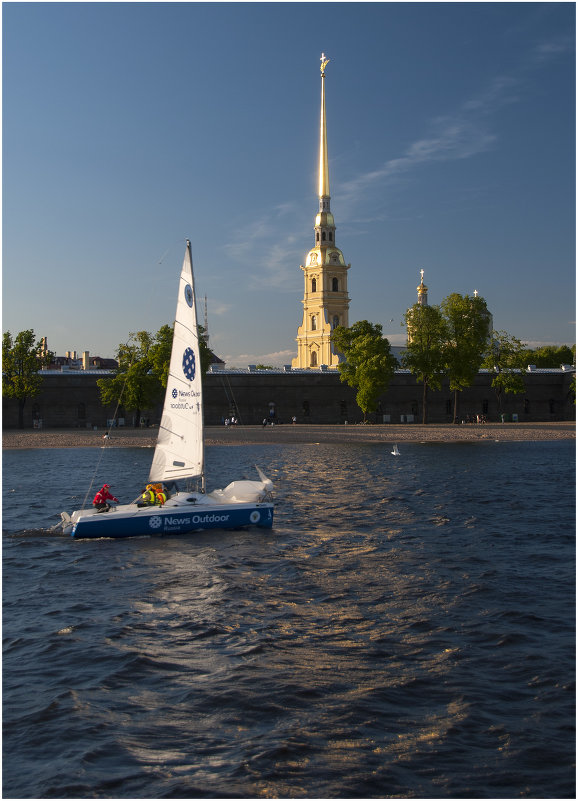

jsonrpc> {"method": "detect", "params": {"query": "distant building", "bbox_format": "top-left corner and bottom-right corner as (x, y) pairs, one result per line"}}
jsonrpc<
(292, 54), (351, 370)
(40, 339), (118, 371)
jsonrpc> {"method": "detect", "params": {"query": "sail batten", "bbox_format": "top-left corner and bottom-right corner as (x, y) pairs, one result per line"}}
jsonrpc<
(149, 241), (205, 484)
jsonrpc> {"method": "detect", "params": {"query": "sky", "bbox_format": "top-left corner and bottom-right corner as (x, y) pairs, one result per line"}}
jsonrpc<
(3, 2), (575, 367)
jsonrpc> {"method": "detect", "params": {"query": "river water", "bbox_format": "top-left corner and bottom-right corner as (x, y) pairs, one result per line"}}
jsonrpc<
(2, 441), (575, 798)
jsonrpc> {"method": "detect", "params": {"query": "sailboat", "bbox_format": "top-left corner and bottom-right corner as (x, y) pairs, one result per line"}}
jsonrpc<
(391, 444), (400, 456)
(60, 241), (274, 539)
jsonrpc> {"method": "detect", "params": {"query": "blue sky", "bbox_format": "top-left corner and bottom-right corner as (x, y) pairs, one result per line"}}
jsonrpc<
(3, 2), (575, 366)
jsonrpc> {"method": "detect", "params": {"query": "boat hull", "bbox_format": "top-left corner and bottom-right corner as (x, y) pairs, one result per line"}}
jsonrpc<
(63, 496), (274, 539)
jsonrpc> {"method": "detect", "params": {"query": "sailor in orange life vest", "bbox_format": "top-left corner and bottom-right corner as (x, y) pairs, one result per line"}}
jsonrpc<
(93, 484), (119, 512)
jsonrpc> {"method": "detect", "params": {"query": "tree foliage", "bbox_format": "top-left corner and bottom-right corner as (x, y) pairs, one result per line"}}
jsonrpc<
(402, 304), (447, 423)
(522, 344), (575, 368)
(98, 330), (165, 426)
(441, 293), (491, 423)
(149, 324), (174, 389)
(97, 325), (212, 425)
(2, 329), (52, 428)
(331, 320), (397, 421)
(482, 330), (528, 414)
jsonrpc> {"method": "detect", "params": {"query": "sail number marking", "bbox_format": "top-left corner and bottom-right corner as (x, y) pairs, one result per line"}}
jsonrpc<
(169, 387), (201, 411)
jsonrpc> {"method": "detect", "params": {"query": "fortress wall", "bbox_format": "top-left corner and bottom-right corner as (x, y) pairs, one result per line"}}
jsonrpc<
(2, 370), (574, 429)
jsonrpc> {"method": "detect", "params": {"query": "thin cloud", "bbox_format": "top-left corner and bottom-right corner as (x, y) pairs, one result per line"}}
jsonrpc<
(223, 205), (310, 290)
(221, 35), (571, 286)
(338, 82), (507, 210)
(223, 348), (297, 368)
(207, 302), (231, 317)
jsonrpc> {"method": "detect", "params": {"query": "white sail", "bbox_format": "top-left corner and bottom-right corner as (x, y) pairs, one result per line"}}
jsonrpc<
(149, 241), (204, 484)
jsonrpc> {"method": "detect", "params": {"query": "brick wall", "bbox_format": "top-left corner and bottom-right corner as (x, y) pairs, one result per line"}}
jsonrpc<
(2, 369), (575, 429)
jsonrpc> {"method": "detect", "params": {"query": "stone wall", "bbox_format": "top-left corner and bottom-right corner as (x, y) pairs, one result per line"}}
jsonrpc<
(2, 368), (575, 429)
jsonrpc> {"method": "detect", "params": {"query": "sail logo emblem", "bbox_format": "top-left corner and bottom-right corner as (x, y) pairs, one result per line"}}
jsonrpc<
(182, 348), (196, 381)
(184, 284), (193, 307)
(149, 516), (163, 530)
(172, 389), (178, 399)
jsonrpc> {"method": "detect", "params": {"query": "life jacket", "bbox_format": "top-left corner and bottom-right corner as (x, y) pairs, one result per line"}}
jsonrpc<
(141, 489), (155, 504)
(156, 491), (167, 506)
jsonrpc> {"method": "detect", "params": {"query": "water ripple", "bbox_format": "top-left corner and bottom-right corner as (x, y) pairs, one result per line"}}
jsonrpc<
(3, 441), (575, 798)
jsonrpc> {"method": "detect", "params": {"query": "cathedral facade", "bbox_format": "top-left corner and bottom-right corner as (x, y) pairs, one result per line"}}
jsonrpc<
(292, 54), (351, 370)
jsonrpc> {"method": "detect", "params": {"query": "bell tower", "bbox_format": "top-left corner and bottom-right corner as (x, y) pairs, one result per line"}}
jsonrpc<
(292, 54), (350, 370)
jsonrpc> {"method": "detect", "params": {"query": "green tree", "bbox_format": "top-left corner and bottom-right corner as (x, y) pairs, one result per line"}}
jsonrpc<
(149, 324), (174, 388)
(331, 320), (397, 422)
(149, 324), (212, 387)
(482, 330), (527, 416)
(98, 325), (212, 425)
(441, 293), (491, 423)
(402, 304), (447, 424)
(523, 344), (575, 368)
(197, 326), (213, 379)
(97, 330), (162, 427)
(2, 329), (52, 428)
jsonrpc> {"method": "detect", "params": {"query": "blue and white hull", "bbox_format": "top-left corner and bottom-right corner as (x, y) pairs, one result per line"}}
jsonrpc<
(58, 243), (276, 541)
(61, 490), (274, 539)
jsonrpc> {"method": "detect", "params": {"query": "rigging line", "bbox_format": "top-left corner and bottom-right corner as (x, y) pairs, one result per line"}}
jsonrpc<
(156, 238), (187, 266)
(79, 238), (185, 512)
(80, 345), (136, 510)
(220, 373), (255, 444)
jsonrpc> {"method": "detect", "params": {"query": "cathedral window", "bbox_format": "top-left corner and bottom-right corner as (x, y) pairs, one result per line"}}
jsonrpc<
(311, 315), (317, 331)
(311, 278), (317, 293)
(332, 277), (339, 291)
(332, 315), (339, 329)
(316, 232), (319, 242)
(322, 232), (326, 241)
(310, 351), (318, 367)
(329, 232), (333, 241)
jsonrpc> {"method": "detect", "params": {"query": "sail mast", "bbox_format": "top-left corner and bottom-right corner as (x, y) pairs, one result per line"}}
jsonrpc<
(187, 239), (206, 493)
(149, 239), (205, 487)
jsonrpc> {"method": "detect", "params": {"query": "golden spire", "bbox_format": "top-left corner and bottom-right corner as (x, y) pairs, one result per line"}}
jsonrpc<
(417, 268), (429, 306)
(319, 53), (330, 200)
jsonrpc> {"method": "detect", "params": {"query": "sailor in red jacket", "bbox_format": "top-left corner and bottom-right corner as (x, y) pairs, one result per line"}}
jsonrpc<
(93, 484), (119, 513)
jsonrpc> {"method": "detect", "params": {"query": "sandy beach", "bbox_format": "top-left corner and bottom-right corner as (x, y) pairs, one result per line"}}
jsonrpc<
(2, 421), (575, 449)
